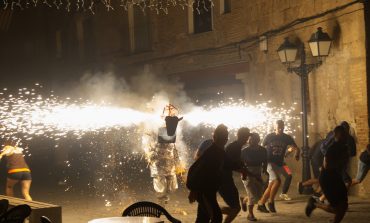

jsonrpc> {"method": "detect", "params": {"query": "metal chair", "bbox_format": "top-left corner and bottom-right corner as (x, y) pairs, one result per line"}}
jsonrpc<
(0, 204), (32, 223)
(122, 201), (181, 223)
(40, 216), (52, 223)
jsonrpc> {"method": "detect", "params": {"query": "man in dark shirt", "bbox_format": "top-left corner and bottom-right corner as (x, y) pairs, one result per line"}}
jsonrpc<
(306, 126), (349, 223)
(193, 127), (250, 223)
(219, 127), (250, 223)
(257, 120), (300, 213)
(320, 121), (356, 187)
(187, 124), (229, 223)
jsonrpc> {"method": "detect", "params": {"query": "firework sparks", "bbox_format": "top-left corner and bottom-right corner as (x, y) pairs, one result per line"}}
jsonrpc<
(184, 100), (298, 137)
(0, 84), (303, 206)
(0, 85), (299, 142)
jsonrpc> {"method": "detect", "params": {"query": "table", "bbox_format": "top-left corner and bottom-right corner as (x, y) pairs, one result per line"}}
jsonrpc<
(88, 217), (165, 223)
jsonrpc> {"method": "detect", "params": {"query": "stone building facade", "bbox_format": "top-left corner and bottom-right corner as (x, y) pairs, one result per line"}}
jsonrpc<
(102, 0), (368, 196)
(115, 0), (368, 196)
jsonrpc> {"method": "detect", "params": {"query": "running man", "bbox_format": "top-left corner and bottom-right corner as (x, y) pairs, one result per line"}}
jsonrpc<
(240, 133), (267, 221)
(0, 145), (32, 201)
(257, 120), (300, 213)
(187, 124), (229, 223)
(306, 126), (349, 223)
(194, 128), (251, 222)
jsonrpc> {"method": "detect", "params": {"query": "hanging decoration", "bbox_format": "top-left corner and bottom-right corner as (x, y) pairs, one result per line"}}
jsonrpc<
(0, 0), (214, 15)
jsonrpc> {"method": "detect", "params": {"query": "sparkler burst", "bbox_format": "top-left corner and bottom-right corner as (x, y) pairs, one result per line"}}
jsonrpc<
(0, 84), (299, 143)
(185, 100), (298, 138)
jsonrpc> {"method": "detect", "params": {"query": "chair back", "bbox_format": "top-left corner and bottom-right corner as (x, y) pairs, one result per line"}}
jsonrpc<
(0, 204), (31, 223)
(122, 201), (181, 223)
(0, 199), (9, 216)
(40, 215), (52, 223)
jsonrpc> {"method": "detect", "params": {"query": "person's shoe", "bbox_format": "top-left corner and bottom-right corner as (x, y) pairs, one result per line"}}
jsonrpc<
(305, 196), (317, 217)
(240, 196), (247, 212)
(257, 204), (269, 213)
(298, 182), (304, 194)
(247, 215), (257, 221)
(279, 193), (292, 201)
(267, 202), (276, 213)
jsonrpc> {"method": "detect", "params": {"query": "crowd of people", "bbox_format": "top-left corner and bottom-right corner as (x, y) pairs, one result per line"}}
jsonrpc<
(186, 120), (370, 223)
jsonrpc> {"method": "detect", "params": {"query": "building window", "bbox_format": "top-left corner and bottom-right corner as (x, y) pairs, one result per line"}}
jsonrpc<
(193, 0), (212, 34)
(129, 5), (151, 53)
(220, 0), (231, 14)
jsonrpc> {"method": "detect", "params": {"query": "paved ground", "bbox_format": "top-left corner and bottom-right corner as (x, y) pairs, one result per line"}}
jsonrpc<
(36, 186), (370, 223)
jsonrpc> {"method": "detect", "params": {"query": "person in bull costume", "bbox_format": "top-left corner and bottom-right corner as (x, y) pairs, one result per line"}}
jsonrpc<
(147, 104), (184, 204)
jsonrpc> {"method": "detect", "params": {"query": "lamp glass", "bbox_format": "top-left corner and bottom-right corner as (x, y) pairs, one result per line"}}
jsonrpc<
(278, 48), (297, 63)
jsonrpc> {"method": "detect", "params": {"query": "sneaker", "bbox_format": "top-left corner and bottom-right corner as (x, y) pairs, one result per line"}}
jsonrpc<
(267, 202), (276, 213)
(279, 193), (292, 201)
(298, 182), (304, 194)
(257, 204), (269, 213)
(305, 197), (317, 217)
(240, 196), (247, 212)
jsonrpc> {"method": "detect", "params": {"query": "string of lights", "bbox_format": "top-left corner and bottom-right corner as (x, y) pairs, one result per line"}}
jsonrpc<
(0, 0), (214, 14)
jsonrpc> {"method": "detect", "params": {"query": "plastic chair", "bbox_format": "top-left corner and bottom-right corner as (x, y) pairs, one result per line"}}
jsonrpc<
(40, 216), (52, 223)
(0, 204), (32, 223)
(122, 201), (181, 223)
(0, 199), (9, 216)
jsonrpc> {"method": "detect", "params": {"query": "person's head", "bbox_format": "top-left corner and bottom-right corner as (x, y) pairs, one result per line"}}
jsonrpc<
(213, 124), (229, 147)
(248, 132), (260, 146)
(366, 144), (370, 154)
(237, 127), (250, 144)
(334, 125), (346, 142)
(275, 120), (285, 135)
(340, 121), (350, 135)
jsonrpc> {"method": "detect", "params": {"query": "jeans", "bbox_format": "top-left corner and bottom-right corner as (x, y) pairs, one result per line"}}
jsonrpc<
(356, 160), (370, 182)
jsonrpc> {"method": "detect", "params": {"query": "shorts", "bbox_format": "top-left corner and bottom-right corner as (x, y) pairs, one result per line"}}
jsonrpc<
(319, 169), (348, 208)
(267, 163), (290, 183)
(242, 167), (264, 205)
(7, 171), (32, 181)
(218, 171), (240, 209)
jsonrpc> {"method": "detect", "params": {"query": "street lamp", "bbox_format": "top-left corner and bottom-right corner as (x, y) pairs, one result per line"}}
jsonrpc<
(277, 27), (332, 194)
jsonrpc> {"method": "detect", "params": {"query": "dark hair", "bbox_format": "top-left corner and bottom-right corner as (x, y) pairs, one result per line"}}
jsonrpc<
(334, 125), (345, 135)
(366, 144), (370, 151)
(276, 120), (284, 125)
(237, 127), (250, 138)
(214, 124), (228, 137)
(250, 132), (260, 143)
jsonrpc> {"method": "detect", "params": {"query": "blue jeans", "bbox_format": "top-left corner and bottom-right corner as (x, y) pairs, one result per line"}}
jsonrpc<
(356, 160), (370, 182)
